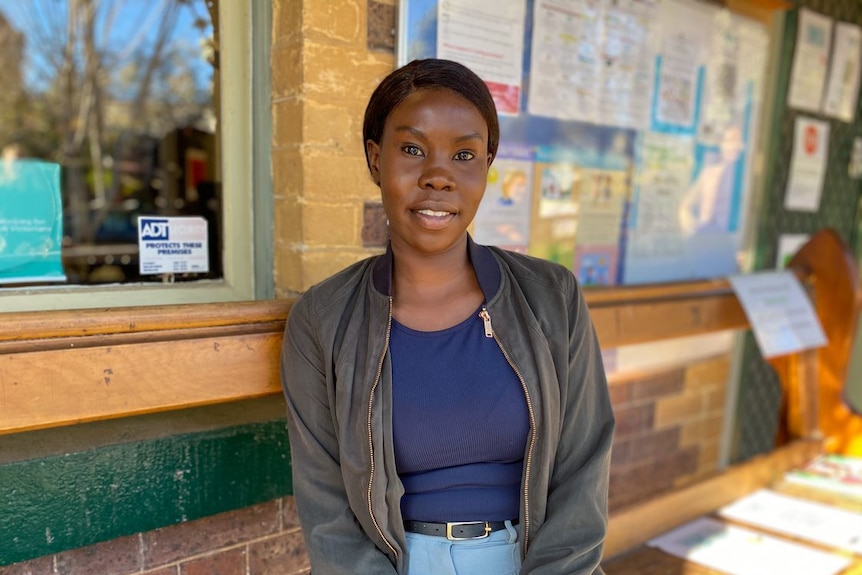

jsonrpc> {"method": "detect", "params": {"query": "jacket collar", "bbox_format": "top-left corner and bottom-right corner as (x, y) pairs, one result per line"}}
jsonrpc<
(372, 234), (501, 302)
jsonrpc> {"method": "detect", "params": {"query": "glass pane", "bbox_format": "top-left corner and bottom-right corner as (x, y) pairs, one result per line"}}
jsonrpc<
(0, 0), (220, 286)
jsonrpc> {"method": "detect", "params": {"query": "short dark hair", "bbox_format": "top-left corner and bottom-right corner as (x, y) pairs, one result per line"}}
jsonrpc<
(362, 58), (500, 173)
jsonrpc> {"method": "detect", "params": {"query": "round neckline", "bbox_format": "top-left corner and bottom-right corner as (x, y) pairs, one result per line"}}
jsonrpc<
(391, 305), (483, 336)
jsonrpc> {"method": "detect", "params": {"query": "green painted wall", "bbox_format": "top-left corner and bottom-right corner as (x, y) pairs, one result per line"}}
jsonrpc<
(0, 418), (292, 566)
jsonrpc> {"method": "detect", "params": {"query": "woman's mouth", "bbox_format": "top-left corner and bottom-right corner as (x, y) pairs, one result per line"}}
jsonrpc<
(416, 209), (451, 217)
(412, 208), (456, 229)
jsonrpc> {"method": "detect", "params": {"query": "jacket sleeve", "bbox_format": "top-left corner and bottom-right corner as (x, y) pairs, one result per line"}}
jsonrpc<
(522, 275), (615, 575)
(281, 293), (398, 575)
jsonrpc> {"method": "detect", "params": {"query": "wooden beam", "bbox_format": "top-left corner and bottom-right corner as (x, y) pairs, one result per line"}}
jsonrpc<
(0, 331), (283, 435)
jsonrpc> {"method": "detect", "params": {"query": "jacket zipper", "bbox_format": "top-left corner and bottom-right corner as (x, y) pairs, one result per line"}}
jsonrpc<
(479, 306), (536, 556)
(367, 295), (398, 560)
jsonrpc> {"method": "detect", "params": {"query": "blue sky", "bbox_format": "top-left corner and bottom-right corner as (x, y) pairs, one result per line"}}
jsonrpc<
(0, 0), (213, 93)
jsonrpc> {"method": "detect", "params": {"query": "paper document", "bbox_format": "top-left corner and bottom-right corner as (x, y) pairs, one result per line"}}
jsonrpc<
(719, 489), (862, 554)
(648, 517), (851, 575)
(728, 270), (827, 358)
(785, 455), (862, 499)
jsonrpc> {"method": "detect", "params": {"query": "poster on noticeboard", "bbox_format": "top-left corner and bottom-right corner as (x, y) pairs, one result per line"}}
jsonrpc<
(398, 0), (769, 287)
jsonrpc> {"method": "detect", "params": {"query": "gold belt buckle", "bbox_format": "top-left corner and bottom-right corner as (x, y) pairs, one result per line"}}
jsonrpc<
(446, 521), (492, 541)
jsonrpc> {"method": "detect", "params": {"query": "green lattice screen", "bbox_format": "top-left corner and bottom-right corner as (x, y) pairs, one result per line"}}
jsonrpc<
(733, 0), (862, 463)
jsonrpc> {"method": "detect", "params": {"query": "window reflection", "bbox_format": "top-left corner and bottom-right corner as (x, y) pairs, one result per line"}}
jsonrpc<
(0, 0), (220, 285)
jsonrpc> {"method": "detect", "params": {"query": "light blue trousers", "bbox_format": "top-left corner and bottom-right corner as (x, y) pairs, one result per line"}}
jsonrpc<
(404, 521), (521, 575)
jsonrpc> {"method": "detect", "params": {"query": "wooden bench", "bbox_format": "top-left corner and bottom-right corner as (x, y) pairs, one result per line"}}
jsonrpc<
(600, 227), (862, 567)
(1, 228), (858, 567)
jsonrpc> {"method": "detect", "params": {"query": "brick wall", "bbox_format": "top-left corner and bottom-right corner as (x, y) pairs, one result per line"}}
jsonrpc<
(608, 355), (731, 511)
(0, 499), (310, 575)
(272, 0), (396, 297)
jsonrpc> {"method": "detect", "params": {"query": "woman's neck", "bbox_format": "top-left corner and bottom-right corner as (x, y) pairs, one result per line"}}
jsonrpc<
(390, 237), (484, 330)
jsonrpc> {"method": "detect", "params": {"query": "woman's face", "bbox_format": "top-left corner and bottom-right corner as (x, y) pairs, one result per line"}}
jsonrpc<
(366, 88), (491, 258)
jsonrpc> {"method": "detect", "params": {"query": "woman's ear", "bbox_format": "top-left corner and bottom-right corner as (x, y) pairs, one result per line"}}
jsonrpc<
(366, 140), (382, 186)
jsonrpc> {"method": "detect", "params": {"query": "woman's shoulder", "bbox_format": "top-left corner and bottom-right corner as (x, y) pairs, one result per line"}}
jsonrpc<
(292, 255), (379, 313)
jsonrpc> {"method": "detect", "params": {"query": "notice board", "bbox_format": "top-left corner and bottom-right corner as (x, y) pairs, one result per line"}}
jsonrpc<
(398, 0), (770, 286)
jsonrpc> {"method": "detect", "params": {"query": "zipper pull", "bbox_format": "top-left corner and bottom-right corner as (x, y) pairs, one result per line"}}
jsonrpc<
(479, 307), (493, 338)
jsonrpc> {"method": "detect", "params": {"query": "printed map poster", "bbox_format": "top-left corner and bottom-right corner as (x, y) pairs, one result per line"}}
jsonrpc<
(788, 8), (832, 113)
(438, 0), (527, 114)
(0, 159), (66, 284)
(473, 144), (534, 252)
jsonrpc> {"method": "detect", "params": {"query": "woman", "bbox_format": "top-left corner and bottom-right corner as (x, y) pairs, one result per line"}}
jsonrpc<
(281, 58), (614, 575)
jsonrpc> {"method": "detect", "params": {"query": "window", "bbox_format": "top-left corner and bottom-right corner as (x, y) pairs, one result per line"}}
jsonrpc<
(0, 0), (267, 311)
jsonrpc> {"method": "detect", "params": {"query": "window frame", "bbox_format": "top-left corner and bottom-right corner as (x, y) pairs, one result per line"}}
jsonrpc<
(2, 1), (267, 312)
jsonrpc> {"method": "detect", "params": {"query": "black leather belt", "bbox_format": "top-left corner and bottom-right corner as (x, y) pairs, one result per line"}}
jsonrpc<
(403, 520), (517, 541)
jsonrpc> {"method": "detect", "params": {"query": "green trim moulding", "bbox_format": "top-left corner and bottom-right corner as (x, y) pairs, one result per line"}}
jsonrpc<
(0, 419), (292, 566)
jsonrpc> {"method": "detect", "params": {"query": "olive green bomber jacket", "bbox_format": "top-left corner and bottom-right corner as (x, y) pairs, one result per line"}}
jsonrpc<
(280, 236), (615, 574)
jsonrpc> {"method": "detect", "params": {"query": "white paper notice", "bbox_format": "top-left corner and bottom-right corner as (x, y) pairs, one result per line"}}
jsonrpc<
(597, 0), (659, 130)
(437, 0), (527, 115)
(788, 9), (832, 112)
(785, 116), (829, 212)
(527, 0), (603, 123)
(776, 233), (810, 268)
(138, 216), (210, 275)
(648, 517), (851, 575)
(719, 489), (862, 555)
(822, 22), (862, 122)
(654, 0), (709, 129)
(728, 270), (827, 359)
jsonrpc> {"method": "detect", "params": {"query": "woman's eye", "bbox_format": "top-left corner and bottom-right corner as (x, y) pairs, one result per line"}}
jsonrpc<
(453, 151), (475, 161)
(403, 145), (423, 156)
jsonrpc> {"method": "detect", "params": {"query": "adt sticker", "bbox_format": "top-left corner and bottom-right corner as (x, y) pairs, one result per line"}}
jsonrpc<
(139, 218), (171, 241)
(137, 216), (209, 275)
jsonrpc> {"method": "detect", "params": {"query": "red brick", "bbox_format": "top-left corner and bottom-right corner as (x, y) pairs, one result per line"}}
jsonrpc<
(143, 501), (280, 569)
(282, 497), (301, 529)
(0, 555), (55, 575)
(55, 534), (140, 575)
(608, 381), (632, 406)
(624, 427), (681, 464)
(248, 532), (310, 575)
(610, 438), (632, 468)
(608, 445), (700, 510)
(143, 568), (179, 575)
(613, 403), (655, 438)
(630, 369), (685, 401)
(180, 549), (245, 575)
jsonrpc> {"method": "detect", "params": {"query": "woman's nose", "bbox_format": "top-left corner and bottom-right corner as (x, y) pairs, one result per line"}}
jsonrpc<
(419, 158), (455, 191)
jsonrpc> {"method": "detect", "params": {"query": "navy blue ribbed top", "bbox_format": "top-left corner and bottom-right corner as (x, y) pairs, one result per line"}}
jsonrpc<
(390, 307), (529, 522)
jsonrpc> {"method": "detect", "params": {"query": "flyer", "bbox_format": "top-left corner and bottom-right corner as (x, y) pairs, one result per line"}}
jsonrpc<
(822, 21), (862, 122)
(0, 158), (66, 284)
(788, 8), (832, 113)
(437, 0), (527, 115)
(728, 270), (827, 358)
(784, 116), (829, 212)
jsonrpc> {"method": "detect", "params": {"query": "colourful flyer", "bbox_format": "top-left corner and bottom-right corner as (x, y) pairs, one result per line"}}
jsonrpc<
(0, 159), (66, 284)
